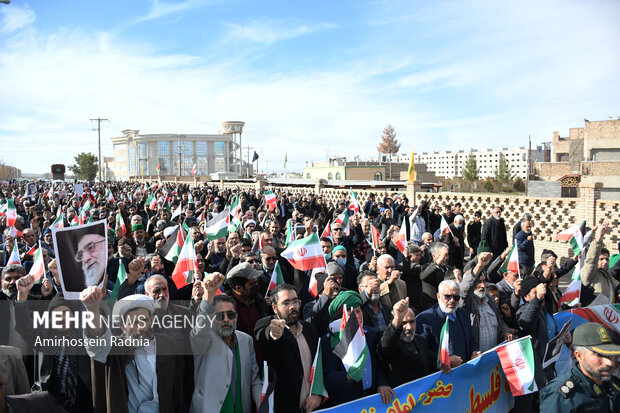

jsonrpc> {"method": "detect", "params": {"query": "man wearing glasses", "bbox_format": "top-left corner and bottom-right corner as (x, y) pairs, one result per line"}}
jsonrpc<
(75, 233), (107, 288)
(190, 272), (262, 413)
(255, 284), (323, 412)
(415, 279), (479, 373)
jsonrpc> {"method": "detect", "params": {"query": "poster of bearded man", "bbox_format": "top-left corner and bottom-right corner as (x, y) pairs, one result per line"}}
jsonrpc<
(52, 220), (108, 299)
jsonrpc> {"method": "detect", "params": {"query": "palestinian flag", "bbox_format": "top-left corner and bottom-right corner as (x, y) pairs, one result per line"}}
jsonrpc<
(7, 242), (20, 266)
(408, 147), (416, 183)
(266, 261), (285, 297)
(264, 190), (277, 211)
(308, 266), (326, 298)
(571, 256), (584, 281)
(105, 188), (115, 203)
(258, 361), (276, 413)
(204, 207), (229, 241)
(4, 226), (23, 238)
(333, 309), (369, 382)
(229, 195), (240, 217)
(155, 164), (161, 173)
(28, 243), (45, 283)
(281, 233), (326, 271)
(109, 258), (127, 305)
(392, 217), (408, 255)
(348, 190), (360, 213)
(5, 198), (16, 227)
(145, 194), (157, 211)
(25, 244), (38, 256)
(228, 207), (242, 234)
(50, 213), (64, 230)
(163, 226), (185, 263)
(171, 231), (199, 289)
(333, 211), (349, 229)
(285, 219), (294, 246)
(370, 224), (381, 251)
(496, 337), (538, 396)
(437, 316), (450, 368)
(558, 279), (581, 308)
(556, 221), (586, 256)
(70, 214), (80, 227)
(500, 244), (520, 276)
(171, 202), (183, 221)
(115, 213), (127, 237)
(310, 338), (328, 400)
(320, 221), (332, 242)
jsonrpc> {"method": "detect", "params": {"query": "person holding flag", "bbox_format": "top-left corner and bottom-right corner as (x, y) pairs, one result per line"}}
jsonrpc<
(581, 219), (618, 304)
(322, 290), (393, 407)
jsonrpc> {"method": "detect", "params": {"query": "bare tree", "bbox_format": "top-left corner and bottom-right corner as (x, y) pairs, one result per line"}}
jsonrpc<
(377, 124), (400, 180)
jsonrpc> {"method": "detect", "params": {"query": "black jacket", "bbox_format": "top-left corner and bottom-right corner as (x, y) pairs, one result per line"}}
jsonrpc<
(481, 217), (508, 259)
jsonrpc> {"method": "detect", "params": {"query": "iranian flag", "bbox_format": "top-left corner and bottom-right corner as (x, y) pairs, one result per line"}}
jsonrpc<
(258, 361), (276, 413)
(281, 233), (326, 271)
(439, 215), (452, 237)
(28, 243), (45, 283)
(204, 207), (229, 241)
(4, 227), (23, 238)
(500, 244), (520, 276)
(348, 190), (360, 213)
(164, 226), (185, 263)
(558, 279), (581, 307)
(109, 258), (127, 305)
(310, 338), (328, 400)
(46, 186), (54, 199)
(115, 213), (127, 237)
(332, 309), (369, 382)
(7, 242), (20, 266)
(5, 198), (16, 227)
(308, 266), (326, 298)
(264, 190), (277, 211)
(191, 163), (197, 176)
(105, 188), (115, 203)
(556, 221), (585, 256)
(171, 231), (199, 289)
(370, 224), (381, 251)
(391, 217), (408, 255)
(188, 192), (194, 204)
(437, 316), (450, 368)
(229, 195), (241, 218)
(285, 219), (294, 246)
(266, 261), (285, 297)
(495, 336), (538, 396)
(50, 213), (64, 230)
(25, 244), (38, 256)
(155, 164), (161, 173)
(333, 211), (349, 230)
(320, 221), (332, 242)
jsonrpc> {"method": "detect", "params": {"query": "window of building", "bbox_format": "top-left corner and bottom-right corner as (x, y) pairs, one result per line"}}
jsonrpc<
(214, 157), (226, 171)
(306, 173), (311, 179)
(196, 141), (207, 156)
(128, 147), (136, 174)
(184, 141), (193, 156)
(335, 172), (342, 179)
(139, 142), (147, 158)
(196, 156), (207, 176)
(139, 159), (147, 175)
(328, 172), (333, 179)
(183, 157), (194, 175)
(374, 172), (382, 180)
(158, 158), (170, 173)
(214, 142), (225, 156)
(158, 141), (169, 156)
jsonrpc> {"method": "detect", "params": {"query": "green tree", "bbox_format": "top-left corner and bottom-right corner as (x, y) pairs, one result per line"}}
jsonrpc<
(513, 177), (525, 192)
(494, 154), (514, 190)
(377, 124), (400, 180)
(461, 150), (479, 182)
(484, 177), (495, 192)
(69, 152), (98, 181)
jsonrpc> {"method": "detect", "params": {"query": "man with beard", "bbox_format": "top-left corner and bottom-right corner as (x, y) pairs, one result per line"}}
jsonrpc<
(415, 280), (479, 373)
(357, 272), (392, 331)
(81, 290), (186, 413)
(303, 273), (340, 336)
(190, 273), (262, 413)
(376, 254), (407, 310)
(480, 206), (508, 260)
(131, 224), (154, 258)
(254, 284), (323, 413)
(14, 274), (92, 411)
(75, 232), (107, 288)
(419, 242), (452, 312)
(377, 298), (432, 387)
(540, 323), (620, 413)
(459, 252), (513, 352)
(0, 265), (31, 353)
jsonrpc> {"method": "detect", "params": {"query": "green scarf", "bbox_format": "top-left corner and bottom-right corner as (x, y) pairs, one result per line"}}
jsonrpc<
(220, 340), (242, 413)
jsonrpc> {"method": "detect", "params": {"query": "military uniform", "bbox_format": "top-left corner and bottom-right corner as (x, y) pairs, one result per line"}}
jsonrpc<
(540, 364), (620, 413)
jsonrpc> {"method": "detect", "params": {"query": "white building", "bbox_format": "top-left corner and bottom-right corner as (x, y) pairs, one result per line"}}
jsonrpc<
(375, 146), (545, 179)
(109, 122), (248, 181)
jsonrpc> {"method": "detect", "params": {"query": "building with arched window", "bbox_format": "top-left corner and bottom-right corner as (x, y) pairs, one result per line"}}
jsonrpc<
(302, 158), (386, 181)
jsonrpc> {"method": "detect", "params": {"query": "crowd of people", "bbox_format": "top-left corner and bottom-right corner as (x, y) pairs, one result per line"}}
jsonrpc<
(0, 180), (618, 413)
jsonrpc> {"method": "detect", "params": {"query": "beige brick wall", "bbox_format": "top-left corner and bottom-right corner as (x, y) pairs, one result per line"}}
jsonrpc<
(582, 161), (620, 176)
(533, 162), (571, 179)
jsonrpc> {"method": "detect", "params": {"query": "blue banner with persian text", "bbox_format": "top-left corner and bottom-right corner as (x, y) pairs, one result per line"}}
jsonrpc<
(316, 349), (514, 413)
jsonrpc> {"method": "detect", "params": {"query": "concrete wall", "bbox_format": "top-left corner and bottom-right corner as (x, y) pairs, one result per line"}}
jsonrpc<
(527, 181), (561, 198)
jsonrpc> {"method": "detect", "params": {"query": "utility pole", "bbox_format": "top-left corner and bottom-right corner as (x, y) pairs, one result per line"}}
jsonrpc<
(178, 135), (182, 176)
(90, 117), (109, 182)
(526, 134), (531, 196)
(244, 145), (254, 178)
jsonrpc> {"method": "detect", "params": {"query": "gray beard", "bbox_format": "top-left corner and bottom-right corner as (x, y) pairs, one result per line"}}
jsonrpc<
(400, 332), (415, 343)
(438, 303), (457, 314)
(474, 289), (486, 299)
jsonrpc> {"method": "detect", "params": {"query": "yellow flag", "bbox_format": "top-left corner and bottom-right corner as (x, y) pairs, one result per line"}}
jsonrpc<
(408, 147), (415, 183)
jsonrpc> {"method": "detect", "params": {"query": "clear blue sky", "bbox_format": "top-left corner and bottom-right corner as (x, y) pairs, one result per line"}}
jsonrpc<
(1, 0), (619, 174)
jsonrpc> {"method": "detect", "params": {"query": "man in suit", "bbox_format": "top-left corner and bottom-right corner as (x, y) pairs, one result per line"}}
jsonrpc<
(357, 272), (392, 331)
(376, 254), (407, 310)
(255, 284), (323, 413)
(480, 206), (508, 260)
(377, 298), (433, 387)
(419, 242), (452, 312)
(190, 273), (262, 413)
(416, 279), (480, 372)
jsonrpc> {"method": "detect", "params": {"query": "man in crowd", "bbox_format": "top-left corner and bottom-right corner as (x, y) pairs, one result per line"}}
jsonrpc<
(467, 211), (482, 258)
(582, 219), (618, 304)
(376, 254), (407, 310)
(481, 206), (508, 259)
(357, 272), (392, 331)
(419, 242), (451, 312)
